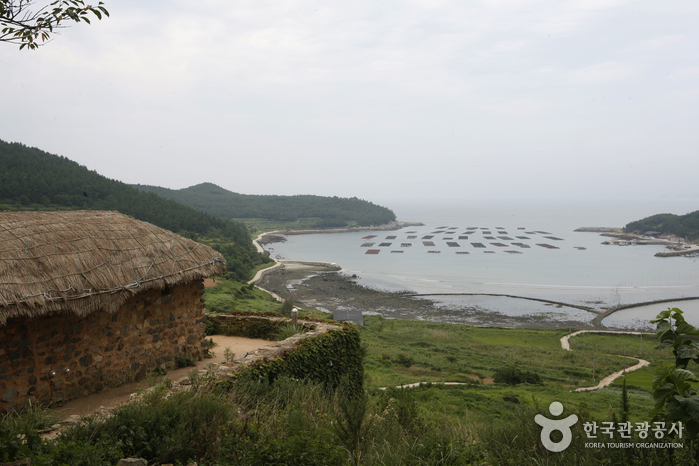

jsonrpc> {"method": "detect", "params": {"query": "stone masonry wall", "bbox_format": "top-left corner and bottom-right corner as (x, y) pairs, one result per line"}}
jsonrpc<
(0, 279), (207, 413)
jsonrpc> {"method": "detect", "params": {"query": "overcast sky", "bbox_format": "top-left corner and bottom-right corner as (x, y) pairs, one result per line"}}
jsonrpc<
(1, 0), (698, 204)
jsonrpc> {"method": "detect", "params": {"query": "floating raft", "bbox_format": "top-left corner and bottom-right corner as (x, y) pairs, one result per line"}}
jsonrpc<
(505, 250), (523, 254)
(407, 235), (417, 239)
(512, 242), (531, 248)
(422, 235), (434, 239)
(446, 242), (460, 247)
(471, 242), (486, 248)
(366, 249), (380, 254)
(362, 235), (378, 240)
(386, 235), (397, 239)
(535, 231), (552, 235)
(497, 231), (508, 234)
(458, 236), (469, 240)
(574, 246), (587, 250)
(490, 243), (508, 247)
(484, 250), (495, 254)
(360, 242), (375, 247)
(378, 242), (392, 247)
(391, 250), (404, 253)
(484, 236), (496, 240)
(448, 227), (458, 230)
(431, 230), (445, 234)
(437, 226), (449, 229)
(406, 231), (417, 234)
(443, 237), (453, 240)
(400, 243), (412, 247)
(456, 251), (470, 254)
(515, 236), (530, 240)
(498, 236), (513, 240)
(423, 241), (436, 246)
(483, 230), (492, 234)
(427, 250), (441, 254)
(544, 236), (564, 241)
(518, 227), (525, 230)
(536, 243), (559, 249)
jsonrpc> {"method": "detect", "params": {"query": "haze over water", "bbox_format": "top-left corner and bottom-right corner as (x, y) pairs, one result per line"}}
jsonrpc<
(267, 199), (699, 330)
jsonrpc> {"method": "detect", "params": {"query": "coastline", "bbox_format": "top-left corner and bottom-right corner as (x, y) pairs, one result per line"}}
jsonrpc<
(250, 223), (699, 330)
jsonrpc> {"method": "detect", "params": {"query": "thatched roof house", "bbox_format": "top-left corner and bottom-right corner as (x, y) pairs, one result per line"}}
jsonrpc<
(0, 211), (226, 411)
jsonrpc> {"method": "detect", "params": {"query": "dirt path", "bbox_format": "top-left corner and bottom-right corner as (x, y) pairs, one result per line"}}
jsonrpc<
(560, 329), (652, 391)
(560, 329), (651, 351)
(50, 335), (270, 419)
(574, 357), (651, 392)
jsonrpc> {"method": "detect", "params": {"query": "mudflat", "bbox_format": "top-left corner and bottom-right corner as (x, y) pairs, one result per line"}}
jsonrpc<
(256, 263), (595, 329)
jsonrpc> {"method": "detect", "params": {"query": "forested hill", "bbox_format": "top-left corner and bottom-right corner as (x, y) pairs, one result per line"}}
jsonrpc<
(0, 140), (270, 279)
(132, 182), (397, 228)
(625, 210), (699, 240)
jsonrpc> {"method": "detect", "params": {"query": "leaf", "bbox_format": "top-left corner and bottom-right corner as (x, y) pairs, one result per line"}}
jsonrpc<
(654, 383), (678, 409)
(670, 368), (699, 385)
(677, 345), (699, 360)
(676, 321), (699, 336)
(675, 395), (699, 421)
(664, 399), (688, 422)
(652, 310), (672, 323)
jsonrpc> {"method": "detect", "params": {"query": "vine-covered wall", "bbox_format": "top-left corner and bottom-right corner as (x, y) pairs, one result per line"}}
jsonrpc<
(205, 313), (364, 397)
(238, 325), (363, 397)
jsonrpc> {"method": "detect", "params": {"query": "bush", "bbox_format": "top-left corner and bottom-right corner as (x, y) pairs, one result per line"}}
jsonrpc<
(394, 353), (414, 368)
(493, 366), (542, 385)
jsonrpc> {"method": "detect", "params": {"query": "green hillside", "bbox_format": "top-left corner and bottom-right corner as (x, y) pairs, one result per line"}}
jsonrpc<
(625, 210), (699, 240)
(133, 182), (397, 228)
(0, 139), (271, 279)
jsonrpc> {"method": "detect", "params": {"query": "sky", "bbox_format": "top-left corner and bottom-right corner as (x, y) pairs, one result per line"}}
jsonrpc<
(1, 0), (698, 205)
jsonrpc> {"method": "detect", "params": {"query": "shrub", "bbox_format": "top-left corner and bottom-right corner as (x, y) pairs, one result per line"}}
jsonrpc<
(395, 353), (414, 368)
(493, 366), (542, 385)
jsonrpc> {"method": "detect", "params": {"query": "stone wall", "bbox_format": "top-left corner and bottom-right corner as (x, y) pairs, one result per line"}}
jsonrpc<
(0, 280), (207, 413)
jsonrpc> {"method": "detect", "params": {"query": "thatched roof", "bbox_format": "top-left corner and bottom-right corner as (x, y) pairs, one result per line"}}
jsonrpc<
(0, 211), (226, 325)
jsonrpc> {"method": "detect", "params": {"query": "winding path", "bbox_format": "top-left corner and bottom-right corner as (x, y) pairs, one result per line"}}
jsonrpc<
(561, 329), (652, 391)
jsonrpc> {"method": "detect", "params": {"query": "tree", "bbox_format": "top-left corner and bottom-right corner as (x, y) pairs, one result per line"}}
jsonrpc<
(1, 0), (108, 50)
(651, 308), (699, 437)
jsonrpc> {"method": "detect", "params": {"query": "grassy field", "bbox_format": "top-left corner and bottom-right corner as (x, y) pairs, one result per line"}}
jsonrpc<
(359, 315), (664, 423)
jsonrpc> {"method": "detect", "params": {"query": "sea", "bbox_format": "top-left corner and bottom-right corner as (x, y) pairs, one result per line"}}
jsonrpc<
(263, 199), (699, 331)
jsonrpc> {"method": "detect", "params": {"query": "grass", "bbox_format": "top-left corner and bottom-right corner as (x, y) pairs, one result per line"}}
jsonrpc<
(359, 315), (668, 422)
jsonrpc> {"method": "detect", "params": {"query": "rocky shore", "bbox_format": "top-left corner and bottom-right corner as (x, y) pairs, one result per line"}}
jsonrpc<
(255, 263), (599, 330)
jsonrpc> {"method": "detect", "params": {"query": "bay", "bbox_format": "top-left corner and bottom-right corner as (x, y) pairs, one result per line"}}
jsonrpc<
(265, 199), (699, 330)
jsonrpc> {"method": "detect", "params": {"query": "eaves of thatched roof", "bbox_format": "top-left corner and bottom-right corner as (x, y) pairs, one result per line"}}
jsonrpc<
(0, 210), (226, 325)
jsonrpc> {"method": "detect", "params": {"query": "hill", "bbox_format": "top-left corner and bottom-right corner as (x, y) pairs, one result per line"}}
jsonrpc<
(0, 139), (270, 279)
(132, 182), (397, 228)
(624, 210), (699, 240)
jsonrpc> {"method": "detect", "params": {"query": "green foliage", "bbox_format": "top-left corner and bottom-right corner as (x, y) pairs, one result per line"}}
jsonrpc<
(275, 322), (307, 341)
(133, 182), (397, 227)
(0, 140), (272, 280)
(237, 325), (364, 398)
(1, 0), (109, 50)
(626, 210), (699, 240)
(493, 366), (543, 385)
(651, 307), (699, 436)
(176, 355), (196, 368)
(279, 296), (294, 317)
(394, 352), (414, 368)
(204, 276), (280, 314)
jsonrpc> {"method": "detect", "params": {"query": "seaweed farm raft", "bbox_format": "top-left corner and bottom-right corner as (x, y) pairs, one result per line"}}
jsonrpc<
(355, 225), (575, 257)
